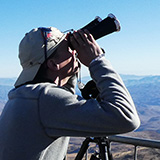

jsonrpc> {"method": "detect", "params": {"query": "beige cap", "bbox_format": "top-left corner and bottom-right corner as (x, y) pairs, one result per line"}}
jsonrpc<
(14, 27), (66, 87)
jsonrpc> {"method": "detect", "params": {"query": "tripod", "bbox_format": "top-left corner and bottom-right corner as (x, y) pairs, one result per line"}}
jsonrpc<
(76, 81), (114, 159)
(75, 137), (113, 160)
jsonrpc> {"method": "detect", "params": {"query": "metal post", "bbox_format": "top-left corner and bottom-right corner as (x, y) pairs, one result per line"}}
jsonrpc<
(134, 146), (137, 160)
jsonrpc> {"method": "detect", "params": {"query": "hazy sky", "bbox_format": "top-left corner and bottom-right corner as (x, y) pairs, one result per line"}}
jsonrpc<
(0, 0), (160, 78)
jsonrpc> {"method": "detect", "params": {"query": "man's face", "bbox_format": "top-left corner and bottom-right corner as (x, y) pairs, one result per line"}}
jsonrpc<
(53, 38), (79, 78)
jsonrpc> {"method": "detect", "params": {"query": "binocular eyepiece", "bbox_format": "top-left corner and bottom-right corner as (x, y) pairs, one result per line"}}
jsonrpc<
(68, 13), (120, 49)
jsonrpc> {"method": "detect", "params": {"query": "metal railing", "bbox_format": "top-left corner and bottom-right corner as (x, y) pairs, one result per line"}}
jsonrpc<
(108, 135), (160, 160)
(75, 135), (160, 160)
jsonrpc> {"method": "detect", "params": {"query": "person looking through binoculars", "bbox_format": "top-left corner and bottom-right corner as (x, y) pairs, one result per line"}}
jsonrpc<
(0, 26), (140, 160)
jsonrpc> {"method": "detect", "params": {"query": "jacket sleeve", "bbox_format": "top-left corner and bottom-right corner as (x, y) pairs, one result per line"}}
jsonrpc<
(39, 57), (140, 137)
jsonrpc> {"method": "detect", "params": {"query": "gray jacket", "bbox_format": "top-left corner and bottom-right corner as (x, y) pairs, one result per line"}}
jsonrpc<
(0, 57), (140, 160)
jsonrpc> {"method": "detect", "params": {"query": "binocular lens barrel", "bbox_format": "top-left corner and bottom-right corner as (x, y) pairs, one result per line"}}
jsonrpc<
(68, 13), (120, 49)
(81, 13), (120, 40)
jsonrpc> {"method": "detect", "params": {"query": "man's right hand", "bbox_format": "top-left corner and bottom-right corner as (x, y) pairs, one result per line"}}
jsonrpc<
(70, 30), (103, 67)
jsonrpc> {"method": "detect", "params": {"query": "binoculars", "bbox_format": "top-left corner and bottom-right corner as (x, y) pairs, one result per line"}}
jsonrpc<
(80, 13), (121, 40)
(68, 13), (120, 48)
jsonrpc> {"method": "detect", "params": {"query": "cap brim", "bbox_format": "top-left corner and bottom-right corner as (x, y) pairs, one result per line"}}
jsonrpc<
(14, 64), (41, 87)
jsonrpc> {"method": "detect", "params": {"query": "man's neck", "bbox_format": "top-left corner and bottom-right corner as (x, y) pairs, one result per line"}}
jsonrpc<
(54, 76), (70, 87)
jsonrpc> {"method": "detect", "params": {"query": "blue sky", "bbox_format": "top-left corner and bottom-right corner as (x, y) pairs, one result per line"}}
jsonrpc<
(0, 0), (160, 78)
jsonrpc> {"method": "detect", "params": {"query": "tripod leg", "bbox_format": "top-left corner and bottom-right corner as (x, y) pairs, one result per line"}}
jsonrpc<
(106, 142), (113, 160)
(98, 142), (108, 160)
(98, 137), (113, 160)
(75, 138), (91, 160)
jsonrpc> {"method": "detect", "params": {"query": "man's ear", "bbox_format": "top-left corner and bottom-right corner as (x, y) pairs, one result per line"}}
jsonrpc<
(47, 59), (59, 71)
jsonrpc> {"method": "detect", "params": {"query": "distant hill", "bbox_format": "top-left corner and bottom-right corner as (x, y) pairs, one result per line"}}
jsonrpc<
(0, 85), (13, 101)
(0, 78), (15, 114)
(1, 75), (160, 132)
(0, 78), (16, 86)
(120, 74), (146, 81)
(124, 76), (160, 132)
(127, 77), (160, 106)
(124, 75), (160, 87)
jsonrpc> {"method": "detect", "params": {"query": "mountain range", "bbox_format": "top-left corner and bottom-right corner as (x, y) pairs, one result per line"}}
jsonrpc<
(0, 75), (160, 132)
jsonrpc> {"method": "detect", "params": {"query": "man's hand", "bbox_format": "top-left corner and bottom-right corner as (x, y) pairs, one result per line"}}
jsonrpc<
(70, 30), (103, 67)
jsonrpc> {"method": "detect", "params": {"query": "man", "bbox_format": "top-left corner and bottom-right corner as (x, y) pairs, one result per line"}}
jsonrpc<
(0, 27), (140, 160)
